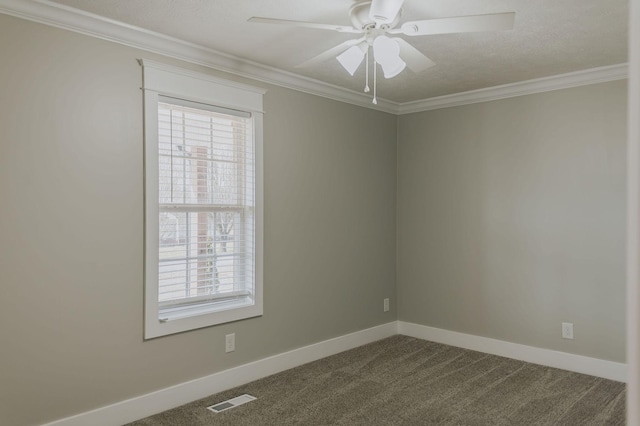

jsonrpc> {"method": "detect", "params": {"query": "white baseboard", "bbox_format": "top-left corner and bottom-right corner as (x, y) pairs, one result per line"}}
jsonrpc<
(398, 321), (627, 383)
(41, 320), (626, 425)
(42, 322), (398, 426)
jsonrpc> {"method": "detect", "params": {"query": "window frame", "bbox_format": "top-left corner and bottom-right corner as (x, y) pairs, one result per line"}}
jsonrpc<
(141, 59), (265, 339)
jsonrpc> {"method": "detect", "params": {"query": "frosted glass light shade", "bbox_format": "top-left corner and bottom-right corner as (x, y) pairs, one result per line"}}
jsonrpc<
(373, 36), (406, 78)
(379, 57), (406, 78)
(336, 43), (367, 76)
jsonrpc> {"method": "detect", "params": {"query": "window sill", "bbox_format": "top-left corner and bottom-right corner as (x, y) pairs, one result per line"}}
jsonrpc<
(159, 294), (254, 322)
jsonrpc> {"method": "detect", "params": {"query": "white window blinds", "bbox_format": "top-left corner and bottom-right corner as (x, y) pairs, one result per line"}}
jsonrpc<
(156, 96), (255, 318)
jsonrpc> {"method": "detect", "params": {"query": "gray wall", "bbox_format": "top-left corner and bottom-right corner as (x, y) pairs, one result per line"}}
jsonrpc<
(0, 15), (397, 426)
(0, 10), (629, 426)
(397, 81), (627, 363)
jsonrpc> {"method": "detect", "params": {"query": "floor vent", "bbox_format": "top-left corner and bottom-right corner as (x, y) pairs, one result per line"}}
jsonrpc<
(207, 394), (257, 413)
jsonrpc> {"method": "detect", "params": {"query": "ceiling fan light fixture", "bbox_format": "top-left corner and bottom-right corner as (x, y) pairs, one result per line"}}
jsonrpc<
(373, 35), (406, 78)
(251, 2), (517, 103)
(336, 42), (367, 76)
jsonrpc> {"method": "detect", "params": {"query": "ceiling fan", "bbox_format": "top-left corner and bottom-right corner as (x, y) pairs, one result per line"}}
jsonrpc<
(249, 0), (515, 104)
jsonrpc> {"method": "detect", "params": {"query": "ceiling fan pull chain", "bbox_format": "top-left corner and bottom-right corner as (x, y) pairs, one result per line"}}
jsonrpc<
(364, 47), (370, 93)
(372, 60), (378, 104)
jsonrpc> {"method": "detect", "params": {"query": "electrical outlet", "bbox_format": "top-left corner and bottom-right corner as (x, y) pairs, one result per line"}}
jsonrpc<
(562, 322), (574, 340)
(225, 333), (235, 353)
(383, 298), (390, 312)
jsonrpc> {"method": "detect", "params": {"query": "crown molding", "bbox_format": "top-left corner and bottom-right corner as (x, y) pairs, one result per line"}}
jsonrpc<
(0, 0), (399, 114)
(397, 63), (629, 114)
(0, 0), (629, 116)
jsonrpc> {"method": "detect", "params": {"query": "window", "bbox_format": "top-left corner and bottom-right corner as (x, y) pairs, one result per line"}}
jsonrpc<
(141, 60), (264, 338)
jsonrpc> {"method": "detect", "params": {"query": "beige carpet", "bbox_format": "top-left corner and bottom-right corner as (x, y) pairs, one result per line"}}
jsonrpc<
(127, 335), (625, 425)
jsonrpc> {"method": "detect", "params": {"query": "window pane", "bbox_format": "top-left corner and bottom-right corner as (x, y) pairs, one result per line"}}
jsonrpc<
(158, 209), (249, 303)
(158, 102), (252, 206)
(156, 100), (255, 316)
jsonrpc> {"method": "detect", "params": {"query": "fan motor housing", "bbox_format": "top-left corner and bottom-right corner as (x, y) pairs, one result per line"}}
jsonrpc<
(349, 1), (401, 30)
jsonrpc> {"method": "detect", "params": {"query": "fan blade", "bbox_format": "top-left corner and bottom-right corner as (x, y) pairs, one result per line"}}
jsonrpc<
(392, 38), (435, 73)
(296, 38), (366, 68)
(391, 12), (515, 36)
(369, 0), (405, 24)
(248, 17), (362, 33)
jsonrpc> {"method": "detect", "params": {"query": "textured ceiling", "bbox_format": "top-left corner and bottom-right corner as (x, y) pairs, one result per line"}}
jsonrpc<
(48, 0), (628, 103)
